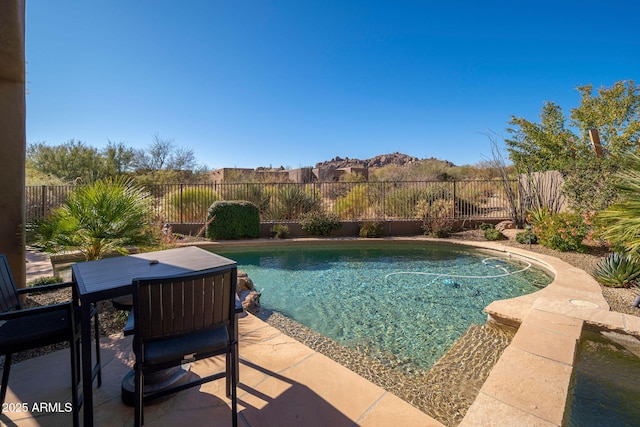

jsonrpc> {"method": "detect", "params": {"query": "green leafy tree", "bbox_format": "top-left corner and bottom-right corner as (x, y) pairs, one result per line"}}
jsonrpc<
(562, 156), (619, 212)
(506, 102), (579, 172)
(103, 141), (136, 176)
(27, 139), (106, 183)
(506, 81), (640, 173)
(505, 81), (640, 212)
(571, 80), (640, 157)
(32, 177), (154, 260)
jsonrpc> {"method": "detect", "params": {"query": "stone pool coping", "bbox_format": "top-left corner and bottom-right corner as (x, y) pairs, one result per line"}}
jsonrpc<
(457, 240), (640, 426)
(196, 237), (640, 426)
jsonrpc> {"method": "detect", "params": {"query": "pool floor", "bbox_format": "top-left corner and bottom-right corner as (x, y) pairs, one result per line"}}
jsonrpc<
(216, 242), (551, 372)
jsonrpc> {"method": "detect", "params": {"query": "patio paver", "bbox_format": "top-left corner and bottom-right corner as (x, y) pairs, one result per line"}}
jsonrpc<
(1, 312), (442, 427)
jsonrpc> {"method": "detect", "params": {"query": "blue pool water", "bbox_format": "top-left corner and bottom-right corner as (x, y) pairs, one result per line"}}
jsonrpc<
(216, 242), (552, 371)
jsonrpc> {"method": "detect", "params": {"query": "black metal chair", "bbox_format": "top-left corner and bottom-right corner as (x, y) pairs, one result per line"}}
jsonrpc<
(0, 254), (90, 427)
(131, 268), (238, 427)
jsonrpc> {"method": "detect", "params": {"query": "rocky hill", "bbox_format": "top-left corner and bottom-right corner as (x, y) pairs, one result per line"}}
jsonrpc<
(315, 152), (420, 169)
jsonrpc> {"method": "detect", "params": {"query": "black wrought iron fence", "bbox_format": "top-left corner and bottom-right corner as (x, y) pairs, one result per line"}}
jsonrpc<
(26, 180), (516, 225)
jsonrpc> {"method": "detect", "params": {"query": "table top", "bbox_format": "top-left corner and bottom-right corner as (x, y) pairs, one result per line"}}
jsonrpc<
(72, 246), (237, 302)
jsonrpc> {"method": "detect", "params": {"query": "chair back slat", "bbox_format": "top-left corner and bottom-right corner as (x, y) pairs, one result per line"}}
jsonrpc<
(0, 255), (21, 312)
(214, 272), (231, 324)
(183, 282), (194, 331)
(161, 281), (173, 335)
(133, 268), (235, 341)
(171, 280), (183, 333)
(192, 277), (205, 329)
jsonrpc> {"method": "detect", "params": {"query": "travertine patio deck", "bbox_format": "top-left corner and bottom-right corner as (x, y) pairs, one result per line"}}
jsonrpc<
(1, 313), (442, 426)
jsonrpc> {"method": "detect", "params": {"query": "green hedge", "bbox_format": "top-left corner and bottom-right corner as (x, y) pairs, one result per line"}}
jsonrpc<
(206, 201), (260, 239)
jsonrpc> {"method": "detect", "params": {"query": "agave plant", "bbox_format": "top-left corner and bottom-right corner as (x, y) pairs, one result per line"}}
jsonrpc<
(593, 252), (640, 288)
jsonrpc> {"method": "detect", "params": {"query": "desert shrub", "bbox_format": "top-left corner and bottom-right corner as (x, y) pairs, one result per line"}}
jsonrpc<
(269, 224), (290, 239)
(264, 185), (323, 220)
(384, 184), (451, 218)
(418, 199), (453, 238)
(479, 223), (494, 231)
(359, 221), (383, 238)
(563, 156), (619, 213)
(206, 201), (260, 239)
(324, 181), (355, 200)
(526, 207), (551, 226)
(593, 252), (640, 288)
(299, 211), (341, 236)
(533, 211), (590, 252)
(165, 186), (219, 223)
(515, 229), (538, 244)
(220, 183), (270, 212)
(27, 276), (64, 288)
(484, 226), (503, 241)
(335, 184), (379, 219)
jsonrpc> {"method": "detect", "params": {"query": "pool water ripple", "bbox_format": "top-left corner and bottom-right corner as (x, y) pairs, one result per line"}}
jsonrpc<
(217, 243), (552, 371)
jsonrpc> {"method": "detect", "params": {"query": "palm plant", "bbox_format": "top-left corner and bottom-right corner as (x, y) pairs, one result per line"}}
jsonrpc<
(598, 153), (640, 255)
(32, 177), (154, 260)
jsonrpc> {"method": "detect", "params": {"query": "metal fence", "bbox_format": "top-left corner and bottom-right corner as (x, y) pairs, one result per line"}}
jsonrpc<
(26, 180), (516, 225)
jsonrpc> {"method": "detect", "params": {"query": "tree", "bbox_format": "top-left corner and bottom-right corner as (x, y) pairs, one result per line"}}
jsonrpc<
(505, 81), (640, 212)
(505, 102), (580, 172)
(570, 80), (640, 157)
(27, 140), (105, 183)
(132, 134), (200, 173)
(103, 141), (136, 176)
(506, 80), (640, 172)
(31, 177), (154, 260)
(166, 146), (197, 171)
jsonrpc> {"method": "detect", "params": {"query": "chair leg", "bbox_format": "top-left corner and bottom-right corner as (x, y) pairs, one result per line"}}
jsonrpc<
(69, 339), (80, 427)
(226, 350), (232, 397)
(134, 369), (144, 427)
(93, 303), (102, 387)
(230, 349), (238, 427)
(1, 355), (12, 405)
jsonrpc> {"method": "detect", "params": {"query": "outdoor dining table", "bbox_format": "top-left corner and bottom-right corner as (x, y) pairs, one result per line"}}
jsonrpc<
(72, 246), (238, 427)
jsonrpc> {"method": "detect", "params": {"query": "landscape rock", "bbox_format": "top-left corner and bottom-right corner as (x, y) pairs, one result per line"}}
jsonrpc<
(495, 220), (516, 232)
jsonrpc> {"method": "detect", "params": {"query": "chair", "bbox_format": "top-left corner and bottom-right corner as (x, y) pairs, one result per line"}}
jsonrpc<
(131, 268), (238, 427)
(0, 254), (87, 427)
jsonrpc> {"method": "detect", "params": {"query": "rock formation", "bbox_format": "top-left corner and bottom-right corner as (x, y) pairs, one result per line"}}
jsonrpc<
(237, 270), (260, 315)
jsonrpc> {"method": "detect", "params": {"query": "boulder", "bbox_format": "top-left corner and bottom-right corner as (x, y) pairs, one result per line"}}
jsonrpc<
(239, 290), (261, 315)
(237, 270), (255, 292)
(237, 271), (260, 315)
(495, 220), (516, 232)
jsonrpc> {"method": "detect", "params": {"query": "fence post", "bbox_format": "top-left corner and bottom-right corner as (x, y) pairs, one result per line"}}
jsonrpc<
(179, 183), (184, 224)
(452, 181), (457, 219)
(41, 184), (47, 218)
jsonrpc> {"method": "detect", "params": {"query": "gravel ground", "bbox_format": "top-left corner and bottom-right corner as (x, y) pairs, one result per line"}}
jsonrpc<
(15, 234), (640, 426)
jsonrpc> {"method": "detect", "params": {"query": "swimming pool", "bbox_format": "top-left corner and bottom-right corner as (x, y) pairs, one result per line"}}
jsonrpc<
(215, 241), (553, 371)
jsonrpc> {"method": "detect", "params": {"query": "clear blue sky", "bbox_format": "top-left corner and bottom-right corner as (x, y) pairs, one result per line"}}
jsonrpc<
(25, 1), (639, 170)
